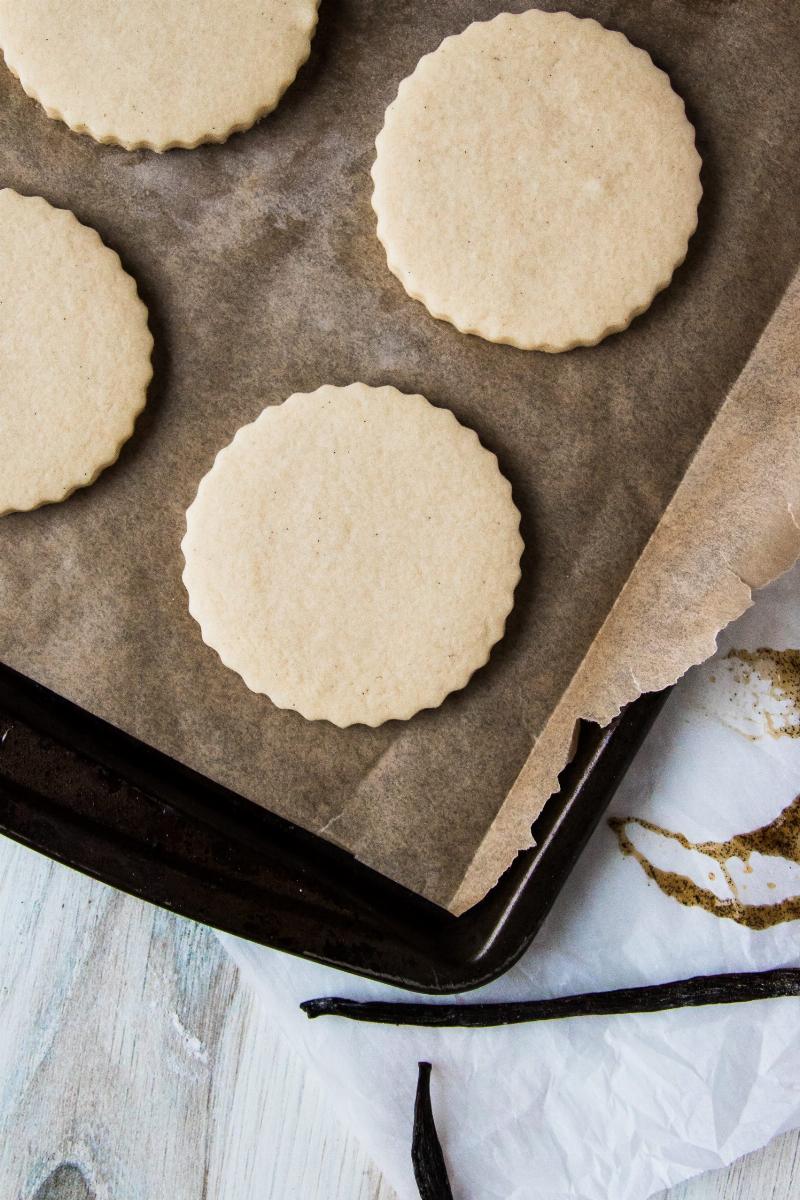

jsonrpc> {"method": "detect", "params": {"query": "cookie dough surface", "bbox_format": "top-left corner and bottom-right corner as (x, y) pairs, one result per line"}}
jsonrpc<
(372, 9), (702, 351)
(0, 0), (319, 150)
(0, 190), (152, 516)
(182, 383), (523, 727)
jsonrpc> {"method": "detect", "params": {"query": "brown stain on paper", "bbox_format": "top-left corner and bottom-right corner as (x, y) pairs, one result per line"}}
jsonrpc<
(725, 648), (800, 738)
(610, 794), (800, 930)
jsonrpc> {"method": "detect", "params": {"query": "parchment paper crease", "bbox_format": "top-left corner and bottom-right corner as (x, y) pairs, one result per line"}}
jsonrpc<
(453, 268), (800, 912)
(1, 1), (799, 912)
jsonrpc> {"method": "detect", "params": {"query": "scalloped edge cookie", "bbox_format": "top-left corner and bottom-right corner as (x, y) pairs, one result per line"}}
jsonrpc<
(372, 10), (702, 351)
(182, 383), (524, 727)
(0, 189), (153, 516)
(0, 0), (319, 151)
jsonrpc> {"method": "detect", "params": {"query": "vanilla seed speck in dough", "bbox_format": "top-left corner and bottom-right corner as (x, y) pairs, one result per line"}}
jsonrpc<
(0, 0), (319, 151)
(0, 190), (152, 516)
(372, 9), (702, 351)
(181, 384), (524, 727)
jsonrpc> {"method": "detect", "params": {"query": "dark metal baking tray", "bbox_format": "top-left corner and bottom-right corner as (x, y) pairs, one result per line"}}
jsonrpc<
(0, 659), (667, 993)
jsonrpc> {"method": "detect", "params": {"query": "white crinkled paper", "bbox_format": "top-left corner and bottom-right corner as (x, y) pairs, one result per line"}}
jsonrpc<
(221, 563), (800, 1200)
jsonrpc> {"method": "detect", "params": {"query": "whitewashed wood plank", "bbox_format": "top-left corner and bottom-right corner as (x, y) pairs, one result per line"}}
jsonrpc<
(657, 1130), (800, 1200)
(206, 961), (395, 1200)
(0, 838), (392, 1200)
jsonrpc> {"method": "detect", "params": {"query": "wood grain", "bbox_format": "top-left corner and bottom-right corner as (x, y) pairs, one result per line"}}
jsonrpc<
(0, 838), (394, 1200)
(0, 836), (796, 1200)
(659, 1132), (800, 1200)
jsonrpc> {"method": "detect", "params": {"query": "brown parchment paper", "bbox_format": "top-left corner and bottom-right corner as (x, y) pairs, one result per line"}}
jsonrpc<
(1, 1), (799, 913)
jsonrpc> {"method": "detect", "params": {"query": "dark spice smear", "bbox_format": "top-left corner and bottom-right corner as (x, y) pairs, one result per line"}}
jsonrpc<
(610, 792), (800, 929)
(727, 649), (800, 737)
(301, 968), (800, 1027)
(412, 1062), (454, 1200)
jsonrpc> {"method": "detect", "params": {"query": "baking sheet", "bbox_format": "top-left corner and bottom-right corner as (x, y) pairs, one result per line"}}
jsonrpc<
(1, 0), (799, 911)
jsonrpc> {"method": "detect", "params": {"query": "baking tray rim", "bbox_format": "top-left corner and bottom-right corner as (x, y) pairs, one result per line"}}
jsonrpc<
(0, 658), (669, 994)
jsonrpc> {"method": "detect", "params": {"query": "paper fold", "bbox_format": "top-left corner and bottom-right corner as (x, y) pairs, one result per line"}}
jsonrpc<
(453, 271), (800, 913)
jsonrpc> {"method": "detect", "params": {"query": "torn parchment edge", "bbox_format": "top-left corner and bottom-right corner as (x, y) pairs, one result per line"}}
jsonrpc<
(451, 268), (800, 916)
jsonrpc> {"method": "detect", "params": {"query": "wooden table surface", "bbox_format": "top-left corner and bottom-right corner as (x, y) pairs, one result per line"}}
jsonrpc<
(1, 837), (797, 1200)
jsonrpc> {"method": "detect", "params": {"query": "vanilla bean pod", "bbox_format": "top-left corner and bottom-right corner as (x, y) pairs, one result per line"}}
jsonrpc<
(301, 967), (800, 1028)
(412, 1062), (454, 1200)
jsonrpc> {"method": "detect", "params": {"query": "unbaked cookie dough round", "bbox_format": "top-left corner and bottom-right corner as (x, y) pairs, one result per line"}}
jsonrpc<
(372, 10), (702, 351)
(0, 190), (152, 516)
(182, 383), (523, 727)
(0, 0), (319, 151)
